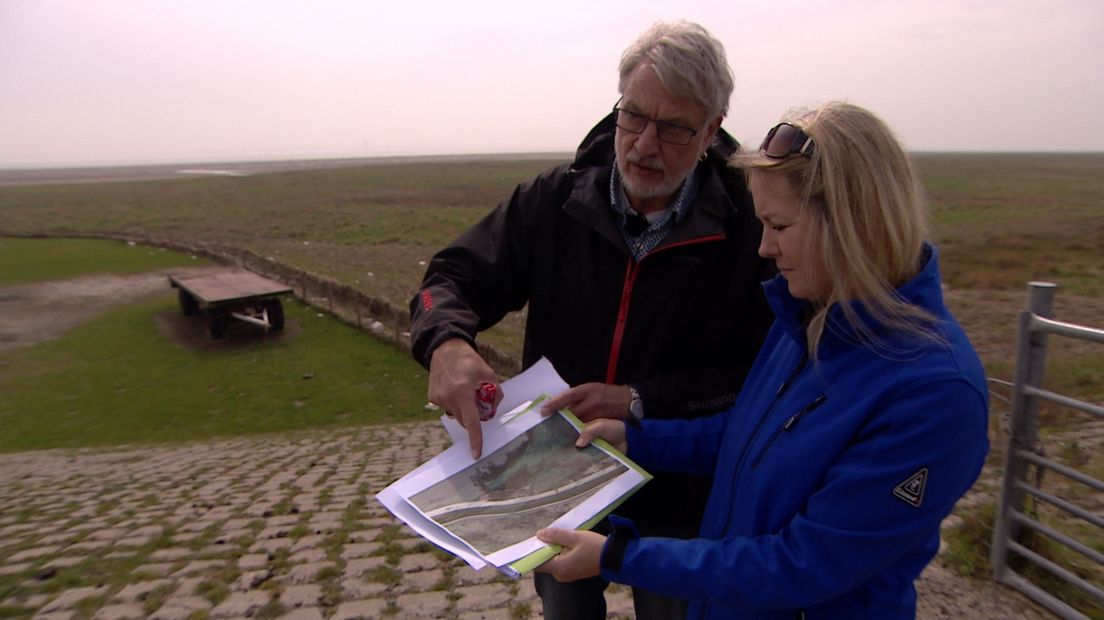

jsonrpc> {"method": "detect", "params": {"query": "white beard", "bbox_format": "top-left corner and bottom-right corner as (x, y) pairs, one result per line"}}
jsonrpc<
(615, 154), (692, 201)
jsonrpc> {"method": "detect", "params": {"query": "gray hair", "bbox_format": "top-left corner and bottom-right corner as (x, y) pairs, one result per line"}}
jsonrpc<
(618, 21), (734, 119)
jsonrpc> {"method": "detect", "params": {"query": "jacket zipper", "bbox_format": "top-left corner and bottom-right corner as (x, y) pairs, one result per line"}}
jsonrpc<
(701, 360), (815, 619)
(750, 394), (827, 469)
(712, 354), (808, 535)
(603, 233), (726, 384)
(734, 354), (808, 470)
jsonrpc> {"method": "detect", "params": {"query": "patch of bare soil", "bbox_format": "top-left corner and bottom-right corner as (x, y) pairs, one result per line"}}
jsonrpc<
(0, 265), (303, 353)
(916, 561), (1052, 619)
(0, 266), (221, 353)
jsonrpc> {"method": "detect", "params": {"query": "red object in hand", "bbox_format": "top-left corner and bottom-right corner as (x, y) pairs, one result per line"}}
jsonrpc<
(476, 382), (498, 421)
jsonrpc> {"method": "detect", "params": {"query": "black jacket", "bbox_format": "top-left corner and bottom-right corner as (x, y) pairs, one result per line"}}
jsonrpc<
(410, 113), (775, 536)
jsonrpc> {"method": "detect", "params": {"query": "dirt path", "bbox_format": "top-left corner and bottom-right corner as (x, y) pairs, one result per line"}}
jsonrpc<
(0, 266), (223, 353)
(0, 271), (1060, 618)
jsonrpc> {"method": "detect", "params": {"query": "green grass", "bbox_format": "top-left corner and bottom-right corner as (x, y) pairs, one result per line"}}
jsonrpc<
(0, 291), (428, 452)
(3, 154), (1102, 297)
(0, 237), (207, 286)
(0, 159), (563, 307)
(942, 500), (996, 578)
(914, 153), (1104, 297)
(1, 154), (1101, 360)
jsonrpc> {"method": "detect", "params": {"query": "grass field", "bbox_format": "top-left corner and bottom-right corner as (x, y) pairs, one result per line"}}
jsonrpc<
(2, 153), (1102, 363)
(0, 238), (429, 452)
(0, 159), (552, 307)
(0, 292), (428, 452)
(2, 153), (1101, 383)
(918, 153), (1104, 297)
(1, 153), (1101, 405)
(2, 152), (1101, 444)
(2, 154), (1101, 297)
(0, 236), (202, 287)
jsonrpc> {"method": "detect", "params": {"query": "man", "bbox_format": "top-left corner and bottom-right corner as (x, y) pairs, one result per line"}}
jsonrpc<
(409, 20), (775, 620)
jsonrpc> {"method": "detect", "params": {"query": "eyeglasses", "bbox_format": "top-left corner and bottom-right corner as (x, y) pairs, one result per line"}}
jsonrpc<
(612, 101), (699, 146)
(761, 122), (816, 159)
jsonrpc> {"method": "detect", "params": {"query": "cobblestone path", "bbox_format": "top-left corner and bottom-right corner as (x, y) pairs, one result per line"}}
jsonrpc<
(0, 422), (638, 619)
(0, 422), (1048, 619)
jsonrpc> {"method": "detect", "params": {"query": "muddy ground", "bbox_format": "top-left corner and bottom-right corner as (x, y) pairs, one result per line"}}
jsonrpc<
(0, 266), (238, 352)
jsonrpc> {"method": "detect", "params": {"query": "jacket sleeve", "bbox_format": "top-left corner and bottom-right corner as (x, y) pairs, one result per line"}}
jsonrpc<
(409, 172), (558, 368)
(603, 378), (989, 610)
(626, 411), (730, 477)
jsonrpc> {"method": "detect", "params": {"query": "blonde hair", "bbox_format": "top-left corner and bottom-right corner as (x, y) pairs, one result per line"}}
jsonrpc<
(731, 102), (939, 358)
(619, 21), (734, 119)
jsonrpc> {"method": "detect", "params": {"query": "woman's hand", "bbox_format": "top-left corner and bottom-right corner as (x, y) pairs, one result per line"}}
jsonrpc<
(576, 418), (628, 454)
(534, 528), (607, 582)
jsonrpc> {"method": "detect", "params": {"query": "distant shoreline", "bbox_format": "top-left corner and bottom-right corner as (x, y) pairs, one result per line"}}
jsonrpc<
(1, 151), (1101, 188)
(0, 152), (574, 187)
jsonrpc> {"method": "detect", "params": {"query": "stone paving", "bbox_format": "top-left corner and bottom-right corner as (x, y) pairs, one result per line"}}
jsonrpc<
(0, 421), (1056, 620)
(0, 422), (637, 619)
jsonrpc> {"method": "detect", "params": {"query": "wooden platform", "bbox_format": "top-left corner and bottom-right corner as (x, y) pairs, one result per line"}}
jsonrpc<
(168, 269), (291, 306)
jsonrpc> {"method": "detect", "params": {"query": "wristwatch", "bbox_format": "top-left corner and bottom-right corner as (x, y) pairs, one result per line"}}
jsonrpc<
(628, 385), (644, 419)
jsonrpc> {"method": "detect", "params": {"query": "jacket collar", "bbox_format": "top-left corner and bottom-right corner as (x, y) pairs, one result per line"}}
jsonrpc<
(764, 243), (945, 353)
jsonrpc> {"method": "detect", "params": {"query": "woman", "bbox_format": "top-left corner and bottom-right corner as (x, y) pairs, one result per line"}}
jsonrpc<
(535, 102), (989, 619)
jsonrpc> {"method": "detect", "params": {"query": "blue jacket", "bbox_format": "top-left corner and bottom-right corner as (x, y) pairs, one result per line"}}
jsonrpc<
(600, 245), (989, 619)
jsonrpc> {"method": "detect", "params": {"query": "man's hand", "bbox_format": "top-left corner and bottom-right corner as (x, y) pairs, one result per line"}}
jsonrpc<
(428, 338), (502, 459)
(540, 382), (632, 422)
(534, 528), (606, 582)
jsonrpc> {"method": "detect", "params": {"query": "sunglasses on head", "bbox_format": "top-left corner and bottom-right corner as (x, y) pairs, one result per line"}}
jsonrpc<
(760, 122), (816, 159)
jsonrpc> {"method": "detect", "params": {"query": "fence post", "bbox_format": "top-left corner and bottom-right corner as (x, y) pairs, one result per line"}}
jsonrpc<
(991, 281), (1057, 581)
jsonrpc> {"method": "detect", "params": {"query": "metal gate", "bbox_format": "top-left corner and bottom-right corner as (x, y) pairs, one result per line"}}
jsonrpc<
(990, 282), (1104, 618)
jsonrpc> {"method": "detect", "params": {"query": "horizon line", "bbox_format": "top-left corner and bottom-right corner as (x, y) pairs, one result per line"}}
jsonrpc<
(2, 148), (1104, 173)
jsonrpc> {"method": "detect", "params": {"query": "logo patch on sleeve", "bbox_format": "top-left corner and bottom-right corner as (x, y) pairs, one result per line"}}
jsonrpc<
(892, 468), (928, 507)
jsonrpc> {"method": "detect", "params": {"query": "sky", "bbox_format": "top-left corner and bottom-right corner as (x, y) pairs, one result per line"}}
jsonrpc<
(1, 0), (1102, 168)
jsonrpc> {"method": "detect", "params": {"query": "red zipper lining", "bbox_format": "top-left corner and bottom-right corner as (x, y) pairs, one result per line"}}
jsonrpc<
(605, 260), (638, 383)
(604, 233), (725, 383)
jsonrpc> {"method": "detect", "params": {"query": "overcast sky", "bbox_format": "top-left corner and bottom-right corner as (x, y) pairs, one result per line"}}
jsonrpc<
(1, 0), (1101, 168)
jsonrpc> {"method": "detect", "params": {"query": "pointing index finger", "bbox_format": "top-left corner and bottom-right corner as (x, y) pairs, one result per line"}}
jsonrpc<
(456, 399), (484, 460)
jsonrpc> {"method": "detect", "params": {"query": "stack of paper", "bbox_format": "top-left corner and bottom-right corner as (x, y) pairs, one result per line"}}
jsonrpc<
(376, 359), (651, 576)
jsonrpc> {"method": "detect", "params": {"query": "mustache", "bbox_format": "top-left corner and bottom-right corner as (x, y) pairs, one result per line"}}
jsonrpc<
(624, 153), (665, 172)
